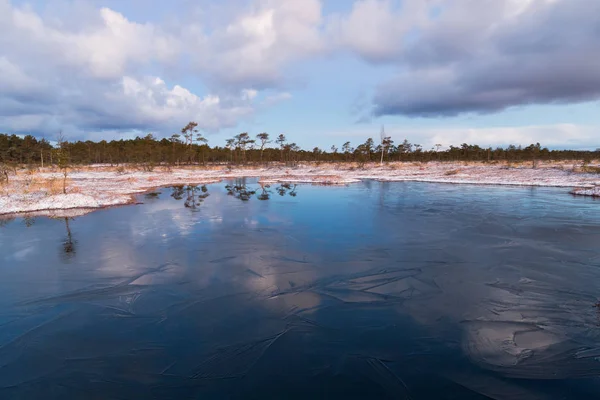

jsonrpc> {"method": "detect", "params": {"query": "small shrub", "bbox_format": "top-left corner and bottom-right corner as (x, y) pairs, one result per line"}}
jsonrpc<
(46, 178), (65, 195)
(140, 162), (155, 172)
(582, 166), (600, 174)
(0, 163), (14, 183)
(115, 165), (127, 175)
(445, 169), (460, 176)
(25, 177), (70, 195)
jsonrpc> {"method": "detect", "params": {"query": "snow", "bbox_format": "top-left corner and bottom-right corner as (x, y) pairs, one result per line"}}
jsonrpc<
(1, 162), (599, 216)
(570, 186), (600, 197)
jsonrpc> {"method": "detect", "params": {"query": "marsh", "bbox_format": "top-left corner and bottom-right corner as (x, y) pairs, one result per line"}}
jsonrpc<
(1, 179), (600, 399)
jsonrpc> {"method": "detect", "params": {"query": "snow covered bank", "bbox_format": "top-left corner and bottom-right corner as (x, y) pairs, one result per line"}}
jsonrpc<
(570, 186), (600, 197)
(1, 162), (599, 216)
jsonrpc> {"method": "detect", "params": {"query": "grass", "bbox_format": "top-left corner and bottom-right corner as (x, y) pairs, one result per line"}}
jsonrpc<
(24, 177), (78, 195)
(1, 169), (82, 196)
(581, 166), (600, 174)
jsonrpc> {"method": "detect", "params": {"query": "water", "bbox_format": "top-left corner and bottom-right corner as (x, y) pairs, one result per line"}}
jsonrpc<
(1, 179), (600, 399)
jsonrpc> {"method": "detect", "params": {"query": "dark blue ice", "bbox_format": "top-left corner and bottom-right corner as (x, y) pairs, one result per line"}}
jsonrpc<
(1, 180), (600, 399)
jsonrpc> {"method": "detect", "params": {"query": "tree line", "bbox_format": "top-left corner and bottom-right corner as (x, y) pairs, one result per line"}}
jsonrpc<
(1, 125), (599, 169)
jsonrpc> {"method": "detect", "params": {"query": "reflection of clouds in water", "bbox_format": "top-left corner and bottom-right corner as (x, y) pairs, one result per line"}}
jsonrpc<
(2, 181), (600, 397)
(370, 249), (600, 377)
(0, 226), (41, 262)
(128, 262), (186, 286)
(9, 245), (36, 261)
(96, 185), (302, 295)
(243, 217), (259, 227)
(129, 188), (227, 240)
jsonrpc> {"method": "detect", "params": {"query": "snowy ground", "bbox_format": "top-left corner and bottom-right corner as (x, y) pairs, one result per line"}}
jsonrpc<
(1, 161), (599, 217)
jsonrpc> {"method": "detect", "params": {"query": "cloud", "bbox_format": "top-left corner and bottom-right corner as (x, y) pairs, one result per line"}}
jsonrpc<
(330, 0), (600, 117)
(184, 0), (324, 89)
(0, 1), (179, 80)
(0, 72), (256, 139)
(327, 0), (435, 62)
(0, 0), (261, 139)
(420, 124), (600, 150)
(1, 0), (599, 142)
(323, 123), (600, 150)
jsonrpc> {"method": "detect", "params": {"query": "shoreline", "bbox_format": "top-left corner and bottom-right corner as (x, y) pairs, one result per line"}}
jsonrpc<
(1, 161), (599, 218)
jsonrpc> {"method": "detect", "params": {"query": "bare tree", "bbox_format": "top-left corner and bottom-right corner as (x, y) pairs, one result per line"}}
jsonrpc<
(379, 126), (393, 164)
(40, 135), (45, 168)
(56, 131), (70, 194)
(0, 162), (11, 183)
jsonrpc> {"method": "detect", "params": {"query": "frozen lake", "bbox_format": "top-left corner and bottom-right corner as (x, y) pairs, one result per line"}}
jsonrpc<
(1, 179), (600, 399)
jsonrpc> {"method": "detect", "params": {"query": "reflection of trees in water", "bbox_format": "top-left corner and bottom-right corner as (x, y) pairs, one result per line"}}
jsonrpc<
(226, 180), (298, 201)
(0, 216), (39, 228)
(0, 217), (15, 228)
(62, 217), (76, 257)
(171, 185), (185, 200)
(171, 185), (210, 210)
(145, 191), (162, 200)
(257, 184), (271, 201)
(23, 216), (36, 227)
(226, 179), (257, 201)
(14, 214), (77, 259)
(276, 183), (297, 197)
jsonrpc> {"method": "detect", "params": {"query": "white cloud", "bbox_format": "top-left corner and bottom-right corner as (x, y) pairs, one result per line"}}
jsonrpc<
(115, 76), (254, 130)
(0, 0), (260, 139)
(0, 73), (256, 139)
(186, 0), (324, 88)
(423, 124), (599, 150)
(1, 1), (179, 79)
(324, 124), (600, 150)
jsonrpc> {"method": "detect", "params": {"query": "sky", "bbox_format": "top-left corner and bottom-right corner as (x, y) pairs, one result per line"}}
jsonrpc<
(0, 0), (599, 150)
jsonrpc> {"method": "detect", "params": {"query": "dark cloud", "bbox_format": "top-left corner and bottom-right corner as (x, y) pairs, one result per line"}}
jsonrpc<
(372, 0), (600, 117)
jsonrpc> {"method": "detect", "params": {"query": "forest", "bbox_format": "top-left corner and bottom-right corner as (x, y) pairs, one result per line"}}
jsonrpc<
(1, 125), (599, 168)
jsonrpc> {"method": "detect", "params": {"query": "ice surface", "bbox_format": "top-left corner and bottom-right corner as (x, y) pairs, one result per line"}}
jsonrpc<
(1, 180), (600, 398)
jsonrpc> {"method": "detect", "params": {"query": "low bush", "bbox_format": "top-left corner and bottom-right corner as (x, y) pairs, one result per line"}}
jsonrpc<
(581, 166), (600, 174)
